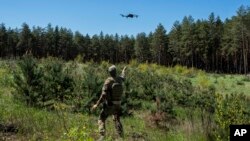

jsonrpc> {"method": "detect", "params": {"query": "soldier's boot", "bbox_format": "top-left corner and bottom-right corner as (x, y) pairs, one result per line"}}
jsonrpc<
(117, 124), (124, 139)
(98, 120), (106, 141)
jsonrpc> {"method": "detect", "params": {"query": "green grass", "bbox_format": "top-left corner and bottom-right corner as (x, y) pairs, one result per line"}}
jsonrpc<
(0, 88), (94, 140)
(0, 84), (206, 141)
(190, 73), (250, 96)
(1, 61), (250, 140)
(0, 87), (171, 141)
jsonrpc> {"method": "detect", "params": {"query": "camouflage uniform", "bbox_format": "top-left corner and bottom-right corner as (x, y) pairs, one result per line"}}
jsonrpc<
(98, 66), (125, 138)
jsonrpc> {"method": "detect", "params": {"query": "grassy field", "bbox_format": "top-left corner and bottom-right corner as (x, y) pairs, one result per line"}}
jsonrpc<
(0, 87), (174, 141)
(190, 73), (250, 95)
(0, 60), (250, 141)
(0, 89), (206, 141)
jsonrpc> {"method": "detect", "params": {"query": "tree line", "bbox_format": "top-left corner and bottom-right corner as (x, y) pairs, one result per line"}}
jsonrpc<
(0, 5), (250, 73)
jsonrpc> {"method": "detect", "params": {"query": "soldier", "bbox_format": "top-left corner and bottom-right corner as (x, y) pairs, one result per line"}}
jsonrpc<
(92, 65), (127, 140)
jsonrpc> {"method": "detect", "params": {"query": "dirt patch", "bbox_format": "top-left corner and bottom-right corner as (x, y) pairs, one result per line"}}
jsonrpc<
(146, 112), (179, 130)
(0, 124), (19, 141)
(129, 132), (148, 141)
(0, 133), (19, 141)
(0, 124), (18, 133)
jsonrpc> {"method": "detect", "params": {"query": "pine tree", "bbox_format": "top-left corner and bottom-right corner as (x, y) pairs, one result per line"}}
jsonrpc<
(17, 23), (32, 56)
(83, 34), (91, 61)
(7, 28), (19, 58)
(31, 26), (46, 58)
(58, 27), (73, 60)
(120, 35), (134, 63)
(135, 32), (151, 63)
(90, 34), (101, 62)
(74, 31), (85, 61)
(0, 23), (8, 57)
(152, 23), (169, 65)
(236, 5), (250, 74)
(168, 21), (182, 65)
(180, 16), (195, 67)
(194, 19), (209, 69)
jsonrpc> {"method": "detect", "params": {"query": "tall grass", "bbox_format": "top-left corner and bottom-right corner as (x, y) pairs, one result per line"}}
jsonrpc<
(1, 60), (250, 140)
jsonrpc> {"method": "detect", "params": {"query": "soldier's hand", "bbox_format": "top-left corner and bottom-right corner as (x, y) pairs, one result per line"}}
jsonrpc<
(122, 66), (127, 72)
(91, 104), (98, 111)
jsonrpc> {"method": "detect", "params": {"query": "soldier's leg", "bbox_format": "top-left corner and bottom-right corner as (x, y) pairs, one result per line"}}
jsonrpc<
(99, 108), (108, 136)
(113, 113), (123, 137)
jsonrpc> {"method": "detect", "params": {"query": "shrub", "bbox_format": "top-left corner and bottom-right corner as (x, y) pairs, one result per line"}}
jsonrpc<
(236, 80), (244, 85)
(0, 61), (14, 88)
(13, 56), (74, 108)
(194, 86), (216, 113)
(78, 65), (103, 113)
(149, 75), (195, 129)
(12, 56), (44, 107)
(214, 93), (250, 141)
(43, 58), (75, 105)
(242, 75), (250, 82)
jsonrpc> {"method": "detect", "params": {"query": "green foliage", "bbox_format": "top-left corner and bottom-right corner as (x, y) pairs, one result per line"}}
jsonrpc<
(151, 23), (168, 65)
(242, 75), (250, 82)
(0, 88), (95, 140)
(135, 33), (151, 62)
(148, 74), (195, 130)
(12, 58), (137, 115)
(13, 56), (74, 108)
(0, 62), (13, 88)
(194, 86), (216, 113)
(1, 5), (250, 74)
(196, 72), (211, 89)
(214, 93), (250, 141)
(2, 59), (250, 140)
(12, 56), (44, 106)
(236, 80), (245, 85)
(63, 126), (94, 141)
(42, 58), (74, 104)
(76, 64), (103, 113)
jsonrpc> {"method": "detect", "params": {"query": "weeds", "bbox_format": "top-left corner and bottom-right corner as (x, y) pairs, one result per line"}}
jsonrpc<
(1, 59), (250, 140)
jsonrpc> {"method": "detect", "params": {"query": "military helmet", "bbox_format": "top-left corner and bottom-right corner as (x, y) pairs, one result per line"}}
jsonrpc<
(108, 65), (116, 72)
(108, 65), (117, 76)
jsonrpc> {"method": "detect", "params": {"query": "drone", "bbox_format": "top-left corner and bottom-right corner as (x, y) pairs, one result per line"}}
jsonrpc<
(120, 13), (139, 18)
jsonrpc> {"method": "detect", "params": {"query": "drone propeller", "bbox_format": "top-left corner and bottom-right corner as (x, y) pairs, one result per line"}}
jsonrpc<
(120, 14), (125, 17)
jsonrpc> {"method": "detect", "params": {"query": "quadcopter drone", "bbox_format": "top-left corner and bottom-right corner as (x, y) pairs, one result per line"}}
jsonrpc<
(120, 13), (139, 18)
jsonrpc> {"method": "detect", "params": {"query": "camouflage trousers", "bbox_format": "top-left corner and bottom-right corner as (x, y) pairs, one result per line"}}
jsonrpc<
(98, 103), (123, 137)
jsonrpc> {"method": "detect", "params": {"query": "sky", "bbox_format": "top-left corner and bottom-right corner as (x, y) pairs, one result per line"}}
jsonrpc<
(0, 0), (249, 36)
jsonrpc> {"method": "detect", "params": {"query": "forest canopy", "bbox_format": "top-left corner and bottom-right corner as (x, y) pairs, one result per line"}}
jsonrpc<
(0, 5), (250, 74)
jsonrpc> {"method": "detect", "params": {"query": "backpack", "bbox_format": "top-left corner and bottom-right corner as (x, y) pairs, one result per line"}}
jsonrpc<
(108, 77), (123, 102)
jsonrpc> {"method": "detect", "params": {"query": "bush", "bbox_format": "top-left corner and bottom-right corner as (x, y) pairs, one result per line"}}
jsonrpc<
(236, 80), (244, 85)
(194, 86), (216, 113)
(149, 75), (195, 129)
(13, 56), (74, 108)
(13, 56), (44, 106)
(214, 93), (250, 141)
(75, 65), (103, 113)
(242, 75), (250, 82)
(8, 58), (250, 140)
(0, 61), (14, 87)
(43, 58), (75, 106)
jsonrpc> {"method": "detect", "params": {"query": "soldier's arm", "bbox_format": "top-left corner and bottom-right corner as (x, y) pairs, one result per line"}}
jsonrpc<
(120, 66), (127, 80)
(95, 94), (106, 107)
(95, 79), (110, 107)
